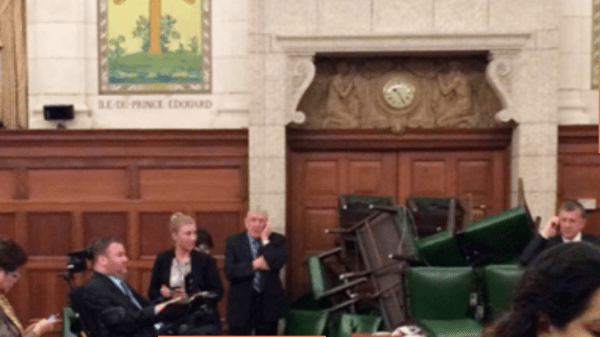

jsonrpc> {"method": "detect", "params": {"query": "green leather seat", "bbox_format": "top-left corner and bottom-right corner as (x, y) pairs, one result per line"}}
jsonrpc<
(330, 313), (383, 337)
(417, 319), (482, 337)
(407, 267), (482, 337)
(456, 206), (534, 265)
(284, 309), (330, 335)
(482, 264), (524, 319)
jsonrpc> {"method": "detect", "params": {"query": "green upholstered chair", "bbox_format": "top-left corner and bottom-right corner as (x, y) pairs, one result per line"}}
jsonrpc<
(329, 313), (383, 337)
(62, 307), (79, 337)
(338, 194), (394, 228)
(289, 293), (333, 311)
(284, 309), (330, 336)
(417, 230), (468, 267)
(307, 247), (368, 302)
(406, 267), (482, 337)
(456, 206), (534, 266)
(388, 206), (468, 267)
(406, 197), (471, 237)
(482, 264), (524, 319)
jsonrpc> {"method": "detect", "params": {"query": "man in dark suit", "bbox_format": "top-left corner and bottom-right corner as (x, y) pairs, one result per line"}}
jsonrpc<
(80, 237), (176, 337)
(225, 210), (286, 335)
(520, 200), (600, 265)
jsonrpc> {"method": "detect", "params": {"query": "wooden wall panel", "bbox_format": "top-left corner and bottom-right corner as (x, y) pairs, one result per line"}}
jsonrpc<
(28, 270), (70, 319)
(28, 169), (127, 200)
(304, 209), (338, 251)
(139, 212), (173, 258)
(304, 160), (339, 197)
(82, 212), (128, 245)
(0, 130), (248, 334)
(196, 212), (241, 256)
(558, 126), (600, 235)
(0, 213), (16, 238)
(0, 170), (14, 200)
(27, 213), (72, 257)
(410, 159), (447, 196)
(140, 168), (243, 201)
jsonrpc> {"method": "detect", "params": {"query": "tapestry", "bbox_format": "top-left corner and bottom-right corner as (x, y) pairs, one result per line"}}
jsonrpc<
(593, 0), (599, 88)
(98, 0), (211, 94)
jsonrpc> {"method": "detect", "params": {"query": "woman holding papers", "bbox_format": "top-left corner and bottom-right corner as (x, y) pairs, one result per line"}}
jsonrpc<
(148, 212), (223, 334)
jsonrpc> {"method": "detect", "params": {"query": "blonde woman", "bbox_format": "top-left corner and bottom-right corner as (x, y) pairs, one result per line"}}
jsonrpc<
(148, 212), (223, 334)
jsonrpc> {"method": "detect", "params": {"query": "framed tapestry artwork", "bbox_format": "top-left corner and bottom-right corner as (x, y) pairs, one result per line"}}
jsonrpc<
(98, 0), (211, 94)
(593, 0), (599, 88)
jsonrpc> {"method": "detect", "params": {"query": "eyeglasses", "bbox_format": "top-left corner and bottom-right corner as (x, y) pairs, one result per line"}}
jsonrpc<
(6, 270), (20, 279)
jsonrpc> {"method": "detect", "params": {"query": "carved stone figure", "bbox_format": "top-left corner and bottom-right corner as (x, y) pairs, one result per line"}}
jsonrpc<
(433, 62), (475, 128)
(322, 62), (361, 128)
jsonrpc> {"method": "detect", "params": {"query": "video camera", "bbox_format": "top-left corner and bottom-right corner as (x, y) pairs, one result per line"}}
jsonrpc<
(58, 249), (92, 287)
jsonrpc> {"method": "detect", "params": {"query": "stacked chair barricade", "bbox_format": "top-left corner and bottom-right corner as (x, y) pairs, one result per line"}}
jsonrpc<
(289, 194), (535, 337)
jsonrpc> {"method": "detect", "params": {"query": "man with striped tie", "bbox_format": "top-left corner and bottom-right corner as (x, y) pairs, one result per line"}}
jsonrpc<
(80, 237), (176, 337)
(225, 210), (287, 335)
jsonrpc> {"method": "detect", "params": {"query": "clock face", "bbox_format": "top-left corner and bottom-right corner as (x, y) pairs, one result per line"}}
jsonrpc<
(382, 77), (416, 109)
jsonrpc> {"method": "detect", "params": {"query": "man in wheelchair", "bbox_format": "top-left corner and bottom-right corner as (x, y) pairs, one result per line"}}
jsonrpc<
(68, 237), (216, 337)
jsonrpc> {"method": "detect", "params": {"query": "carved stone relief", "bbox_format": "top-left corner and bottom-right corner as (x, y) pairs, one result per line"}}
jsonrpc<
(295, 56), (504, 131)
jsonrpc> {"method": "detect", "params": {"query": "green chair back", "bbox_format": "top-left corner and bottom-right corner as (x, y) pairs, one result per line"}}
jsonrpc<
(483, 264), (524, 319)
(62, 306), (78, 337)
(418, 231), (468, 266)
(407, 267), (475, 320)
(456, 206), (534, 265)
(289, 293), (333, 311)
(284, 309), (329, 335)
(307, 255), (331, 299)
(330, 313), (383, 337)
(392, 207), (421, 262)
(338, 194), (394, 227)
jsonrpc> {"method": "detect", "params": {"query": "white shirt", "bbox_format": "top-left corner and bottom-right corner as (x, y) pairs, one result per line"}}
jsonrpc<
(562, 232), (582, 243)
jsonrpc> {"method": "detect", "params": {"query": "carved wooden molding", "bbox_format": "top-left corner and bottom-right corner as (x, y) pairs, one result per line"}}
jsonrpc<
(287, 127), (513, 151)
(0, 130), (248, 157)
(558, 125), (599, 154)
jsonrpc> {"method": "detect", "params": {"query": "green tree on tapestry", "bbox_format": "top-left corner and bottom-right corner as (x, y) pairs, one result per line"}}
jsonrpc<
(108, 35), (126, 59)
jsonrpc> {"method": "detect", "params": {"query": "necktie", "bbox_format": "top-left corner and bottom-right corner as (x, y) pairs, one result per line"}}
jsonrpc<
(0, 294), (22, 332)
(251, 238), (263, 292)
(118, 279), (142, 309)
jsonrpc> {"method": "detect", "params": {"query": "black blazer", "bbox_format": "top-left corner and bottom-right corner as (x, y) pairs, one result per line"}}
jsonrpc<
(147, 249), (223, 303)
(82, 272), (158, 337)
(224, 232), (287, 326)
(519, 233), (600, 265)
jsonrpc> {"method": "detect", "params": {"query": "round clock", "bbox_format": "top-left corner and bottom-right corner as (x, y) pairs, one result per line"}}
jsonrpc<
(382, 76), (416, 109)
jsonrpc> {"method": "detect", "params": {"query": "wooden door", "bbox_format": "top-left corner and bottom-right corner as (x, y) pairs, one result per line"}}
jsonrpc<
(398, 150), (508, 220)
(287, 152), (397, 300)
(287, 128), (511, 301)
